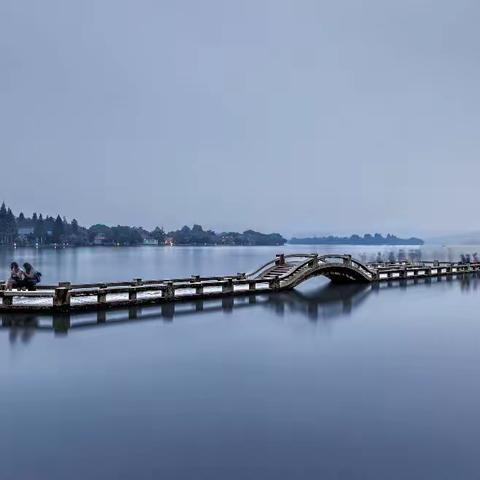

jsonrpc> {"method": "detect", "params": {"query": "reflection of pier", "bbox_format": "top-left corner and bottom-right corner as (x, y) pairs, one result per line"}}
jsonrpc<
(2, 272), (479, 336)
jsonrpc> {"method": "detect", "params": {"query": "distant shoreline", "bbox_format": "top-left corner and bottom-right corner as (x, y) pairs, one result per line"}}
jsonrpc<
(1, 243), (287, 249)
(287, 242), (424, 246)
(5, 243), (480, 250)
(289, 234), (424, 246)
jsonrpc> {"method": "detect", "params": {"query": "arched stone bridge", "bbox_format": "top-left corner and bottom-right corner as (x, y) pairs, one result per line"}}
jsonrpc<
(248, 253), (375, 287)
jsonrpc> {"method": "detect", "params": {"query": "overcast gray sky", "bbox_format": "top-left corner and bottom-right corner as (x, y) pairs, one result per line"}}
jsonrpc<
(1, 0), (479, 236)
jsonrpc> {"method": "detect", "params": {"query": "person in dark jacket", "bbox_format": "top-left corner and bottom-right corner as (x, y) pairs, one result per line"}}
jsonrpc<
(6, 262), (24, 289)
(22, 263), (42, 290)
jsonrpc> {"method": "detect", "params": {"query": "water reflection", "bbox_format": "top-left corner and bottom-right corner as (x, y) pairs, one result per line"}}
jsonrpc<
(3, 273), (480, 340)
(5, 314), (39, 345)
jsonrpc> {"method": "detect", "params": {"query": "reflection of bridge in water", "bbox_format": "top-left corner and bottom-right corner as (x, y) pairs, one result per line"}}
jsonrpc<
(3, 272), (480, 337)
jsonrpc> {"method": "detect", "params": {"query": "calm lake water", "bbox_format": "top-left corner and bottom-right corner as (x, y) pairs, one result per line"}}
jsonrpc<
(2, 245), (480, 479)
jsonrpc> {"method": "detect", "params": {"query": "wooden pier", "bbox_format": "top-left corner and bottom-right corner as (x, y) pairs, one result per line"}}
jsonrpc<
(0, 253), (478, 313)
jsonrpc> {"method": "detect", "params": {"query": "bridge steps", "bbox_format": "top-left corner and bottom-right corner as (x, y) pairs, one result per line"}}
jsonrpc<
(258, 263), (299, 280)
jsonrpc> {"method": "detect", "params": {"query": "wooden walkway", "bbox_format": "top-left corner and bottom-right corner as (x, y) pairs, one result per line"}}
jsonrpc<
(0, 253), (478, 313)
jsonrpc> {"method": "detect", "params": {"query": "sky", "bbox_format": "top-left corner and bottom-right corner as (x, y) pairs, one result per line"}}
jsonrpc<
(1, 0), (480, 237)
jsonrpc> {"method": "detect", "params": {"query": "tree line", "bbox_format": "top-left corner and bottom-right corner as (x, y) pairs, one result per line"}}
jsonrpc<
(0, 203), (287, 247)
(289, 233), (424, 245)
(165, 225), (286, 246)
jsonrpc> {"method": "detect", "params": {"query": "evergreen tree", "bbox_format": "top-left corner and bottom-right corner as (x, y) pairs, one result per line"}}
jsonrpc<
(0, 205), (17, 244)
(34, 214), (45, 243)
(0, 203), (6, 244)
(151, 227), (166, 243)
(45, 216), (55, 238)
(52, 215), (64, 243)
(6, 208), (17, 242)
(71, 219), (79, 234)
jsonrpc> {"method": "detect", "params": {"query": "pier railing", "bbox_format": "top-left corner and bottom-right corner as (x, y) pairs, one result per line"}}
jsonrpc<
(0, 273), (281, 311)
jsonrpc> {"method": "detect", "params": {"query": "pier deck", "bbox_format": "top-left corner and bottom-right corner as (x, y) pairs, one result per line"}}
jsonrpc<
(0, 253), (478, 313)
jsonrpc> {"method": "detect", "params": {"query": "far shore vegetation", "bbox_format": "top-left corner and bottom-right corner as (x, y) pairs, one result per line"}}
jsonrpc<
(290, 233), (424, 246)
(0, 203), (424, 248)
(0, 203), (286, 247)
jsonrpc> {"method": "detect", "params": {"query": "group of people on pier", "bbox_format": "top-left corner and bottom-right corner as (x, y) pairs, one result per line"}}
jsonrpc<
(6, 262), (42, 290)
(459, 253), (479, 264)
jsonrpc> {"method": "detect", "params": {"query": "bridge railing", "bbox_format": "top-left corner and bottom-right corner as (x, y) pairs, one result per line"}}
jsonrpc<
(0, 278), (271, 310)
(318, 255), (376, 279)
(274, 256), (320, 282)
(370, 260), (480, 271)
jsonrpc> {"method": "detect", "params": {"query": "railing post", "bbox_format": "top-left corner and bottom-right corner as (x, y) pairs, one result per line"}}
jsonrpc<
(308, 254), (318, 268)
(129, 278), (141, 301)
(343, 255), (352, 266)
(222, 278), (234, 294)
(98, 284), (107, 304)
(1, 288), (12, 306)
(129, 285), (137, 302)
(0, 283), (11, 305)
(269, 276), (280, 291)
(164, 281), (175, 300)
(53, 282), (71, 308)
(1, 297), (12, 306)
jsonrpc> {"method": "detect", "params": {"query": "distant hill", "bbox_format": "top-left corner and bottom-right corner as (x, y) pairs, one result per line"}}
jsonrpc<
(289, 233), (424, 246)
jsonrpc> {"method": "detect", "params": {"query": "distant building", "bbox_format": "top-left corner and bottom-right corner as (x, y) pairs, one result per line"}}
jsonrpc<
(18, 226), (34, 237)
(93, 234), (111, 246)
(136, 228), (158, 246)
(17, 226), (35, 243)
(143, 238), (158, 246)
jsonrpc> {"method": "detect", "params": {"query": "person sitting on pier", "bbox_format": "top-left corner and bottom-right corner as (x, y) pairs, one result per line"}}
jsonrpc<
(6, 262), (25, 289)
(22, 263), (42, 290)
